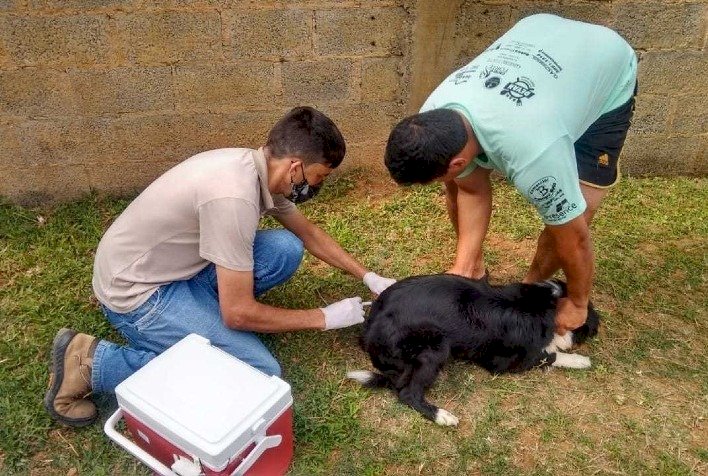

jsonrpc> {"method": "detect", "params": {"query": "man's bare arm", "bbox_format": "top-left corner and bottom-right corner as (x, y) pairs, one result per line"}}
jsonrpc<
(276, 208), (368, 280)
(447, 167), (493, 278)
(545, 216), (594, 332)
(216, 265), (325, 332)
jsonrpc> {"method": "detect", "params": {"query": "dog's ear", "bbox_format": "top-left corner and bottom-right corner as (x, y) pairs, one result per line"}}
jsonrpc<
(539, 279), (566, 298)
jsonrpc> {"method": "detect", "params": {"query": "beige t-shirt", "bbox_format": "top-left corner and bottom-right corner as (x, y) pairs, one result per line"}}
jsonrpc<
(92, 148), (296, 313)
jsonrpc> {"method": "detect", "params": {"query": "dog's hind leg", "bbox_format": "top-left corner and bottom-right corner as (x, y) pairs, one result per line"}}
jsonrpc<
(551, 352), (591, 369)
(397, 349), (458, 426)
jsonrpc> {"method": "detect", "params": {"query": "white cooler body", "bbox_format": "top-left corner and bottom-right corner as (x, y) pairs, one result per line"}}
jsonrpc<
(105, 334), (294, 476)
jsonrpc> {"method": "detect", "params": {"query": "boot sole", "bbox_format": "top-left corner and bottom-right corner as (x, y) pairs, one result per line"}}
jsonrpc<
(44, 328), (98, 427)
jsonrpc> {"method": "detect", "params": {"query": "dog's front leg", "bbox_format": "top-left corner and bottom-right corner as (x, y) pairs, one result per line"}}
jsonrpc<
(551, 352), (591, 369)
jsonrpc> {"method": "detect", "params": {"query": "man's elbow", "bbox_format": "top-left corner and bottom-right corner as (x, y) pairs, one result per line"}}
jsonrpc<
(222, 307), (253, 330)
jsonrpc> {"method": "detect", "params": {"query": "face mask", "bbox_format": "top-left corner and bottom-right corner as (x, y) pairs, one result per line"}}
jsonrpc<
(286, 164), (321, 204)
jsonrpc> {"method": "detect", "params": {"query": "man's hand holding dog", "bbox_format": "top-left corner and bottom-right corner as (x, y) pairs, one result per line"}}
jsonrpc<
(363, 272), (396, 295)
(556, 297), (588, 335)
(321, 297), (366, 330)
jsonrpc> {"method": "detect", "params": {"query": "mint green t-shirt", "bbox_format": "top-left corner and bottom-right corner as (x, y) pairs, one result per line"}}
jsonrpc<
(420, 14), (637, 225)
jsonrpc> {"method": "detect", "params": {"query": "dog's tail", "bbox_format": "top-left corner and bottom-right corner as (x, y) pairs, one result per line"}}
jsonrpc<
(346, 370), (391, 388)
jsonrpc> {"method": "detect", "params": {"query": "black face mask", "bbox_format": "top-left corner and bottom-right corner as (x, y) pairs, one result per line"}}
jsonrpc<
(286, 164), (321, 204)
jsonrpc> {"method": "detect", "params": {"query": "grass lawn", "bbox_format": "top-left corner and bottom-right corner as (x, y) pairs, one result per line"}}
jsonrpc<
(1, 172), (706, 475)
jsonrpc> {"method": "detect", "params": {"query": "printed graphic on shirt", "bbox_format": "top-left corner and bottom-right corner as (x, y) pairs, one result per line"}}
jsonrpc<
(450, 64), (480, 85)
(495, 40), (534, 56)
(479, 65), (509, 79)
(532, 49), (563, 79)
(528, 176), (579, 222)
(501, 76), (536, 106)
(485, 76), (501, 89)
(484, 40), (536, 69)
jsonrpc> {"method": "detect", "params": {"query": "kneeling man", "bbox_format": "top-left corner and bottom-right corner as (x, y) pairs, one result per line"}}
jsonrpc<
(45, 107), (395, 427)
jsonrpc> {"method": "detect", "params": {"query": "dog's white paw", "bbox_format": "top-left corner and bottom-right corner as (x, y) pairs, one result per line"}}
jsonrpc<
(552, 352), (591, 369)
(434, 408), (459, 426)
(346, 370), (375, 385)
(545, 332), (574, 353)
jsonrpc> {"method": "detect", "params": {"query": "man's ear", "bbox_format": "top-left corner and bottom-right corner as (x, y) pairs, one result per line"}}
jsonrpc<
(287, 158), (303, 174)
(447, 156), (471, 175)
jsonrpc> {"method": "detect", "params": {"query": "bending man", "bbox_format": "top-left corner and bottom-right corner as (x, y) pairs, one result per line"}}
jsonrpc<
(385, 14), (637, 334)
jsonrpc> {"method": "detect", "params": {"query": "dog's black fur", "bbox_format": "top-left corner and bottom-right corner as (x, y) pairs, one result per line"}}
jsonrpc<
(350, 274), (600, 424)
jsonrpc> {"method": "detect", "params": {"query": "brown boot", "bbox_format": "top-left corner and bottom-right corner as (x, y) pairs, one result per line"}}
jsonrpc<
(44, 328), (99, 427)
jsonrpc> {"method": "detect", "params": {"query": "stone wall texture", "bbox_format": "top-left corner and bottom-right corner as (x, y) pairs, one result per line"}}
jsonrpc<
(0, 0), (705, 205)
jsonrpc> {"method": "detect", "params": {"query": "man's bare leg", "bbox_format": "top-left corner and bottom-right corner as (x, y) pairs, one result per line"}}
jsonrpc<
(524, 184), (610, 283)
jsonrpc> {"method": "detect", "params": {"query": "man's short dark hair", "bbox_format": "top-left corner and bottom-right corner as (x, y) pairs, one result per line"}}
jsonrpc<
(267, 106), (346, 168)
(385, 109), (468, 184)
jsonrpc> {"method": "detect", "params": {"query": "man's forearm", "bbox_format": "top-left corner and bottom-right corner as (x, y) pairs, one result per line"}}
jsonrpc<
(445, 181), (460, 235)
(553, 224), (594, 307)
(277, 210), (369, 280)
(224, 300), (325, 332)
(449, 185), (492, 278)
(300, 224), (368, 279)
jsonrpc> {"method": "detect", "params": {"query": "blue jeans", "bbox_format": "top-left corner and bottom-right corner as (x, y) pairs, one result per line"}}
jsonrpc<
(91, 229), (304, 394)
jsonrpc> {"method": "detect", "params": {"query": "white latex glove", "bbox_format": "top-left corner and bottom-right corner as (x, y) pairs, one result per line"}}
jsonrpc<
(321, 297), (365, 330)
(363, 272), (397, 295)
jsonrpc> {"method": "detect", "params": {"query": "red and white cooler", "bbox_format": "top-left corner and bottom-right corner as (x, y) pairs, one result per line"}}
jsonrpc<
(104, 334), (294, 476)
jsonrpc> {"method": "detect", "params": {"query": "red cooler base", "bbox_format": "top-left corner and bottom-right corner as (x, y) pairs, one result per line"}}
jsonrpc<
(123, 407), (294, 476)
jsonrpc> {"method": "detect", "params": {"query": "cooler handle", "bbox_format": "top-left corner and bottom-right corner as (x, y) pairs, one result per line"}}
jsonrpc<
(230, 424), (282, 476)
(104, 408), (179, 476)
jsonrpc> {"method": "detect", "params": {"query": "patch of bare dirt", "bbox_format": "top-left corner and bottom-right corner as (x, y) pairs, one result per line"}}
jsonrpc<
(362, 176), (400, 203)
(485, 233), (537, 281)
(639, 236), (707, 254)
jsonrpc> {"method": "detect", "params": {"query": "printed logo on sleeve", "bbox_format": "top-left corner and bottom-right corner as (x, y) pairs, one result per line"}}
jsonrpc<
(501, 77), (535, 106)
(528, 176), (578, 222)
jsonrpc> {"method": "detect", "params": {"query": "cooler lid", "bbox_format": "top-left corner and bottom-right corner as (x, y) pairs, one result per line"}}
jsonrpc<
(115, 334), (292, 469)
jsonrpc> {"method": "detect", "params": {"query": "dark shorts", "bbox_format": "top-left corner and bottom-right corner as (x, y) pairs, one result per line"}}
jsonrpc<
(574, 83), (637, 188)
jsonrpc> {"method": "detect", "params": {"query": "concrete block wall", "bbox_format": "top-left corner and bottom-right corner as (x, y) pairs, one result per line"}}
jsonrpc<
(0, 0), (411, 205)
(0, 0), (705, 205)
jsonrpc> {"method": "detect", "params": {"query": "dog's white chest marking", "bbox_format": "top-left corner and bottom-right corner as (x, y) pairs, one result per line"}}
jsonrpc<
(544, 332), (591, 369)
(544, 332), (574, 353)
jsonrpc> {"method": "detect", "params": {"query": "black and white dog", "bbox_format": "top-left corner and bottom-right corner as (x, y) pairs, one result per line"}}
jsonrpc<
(347, 274), (600, 426)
